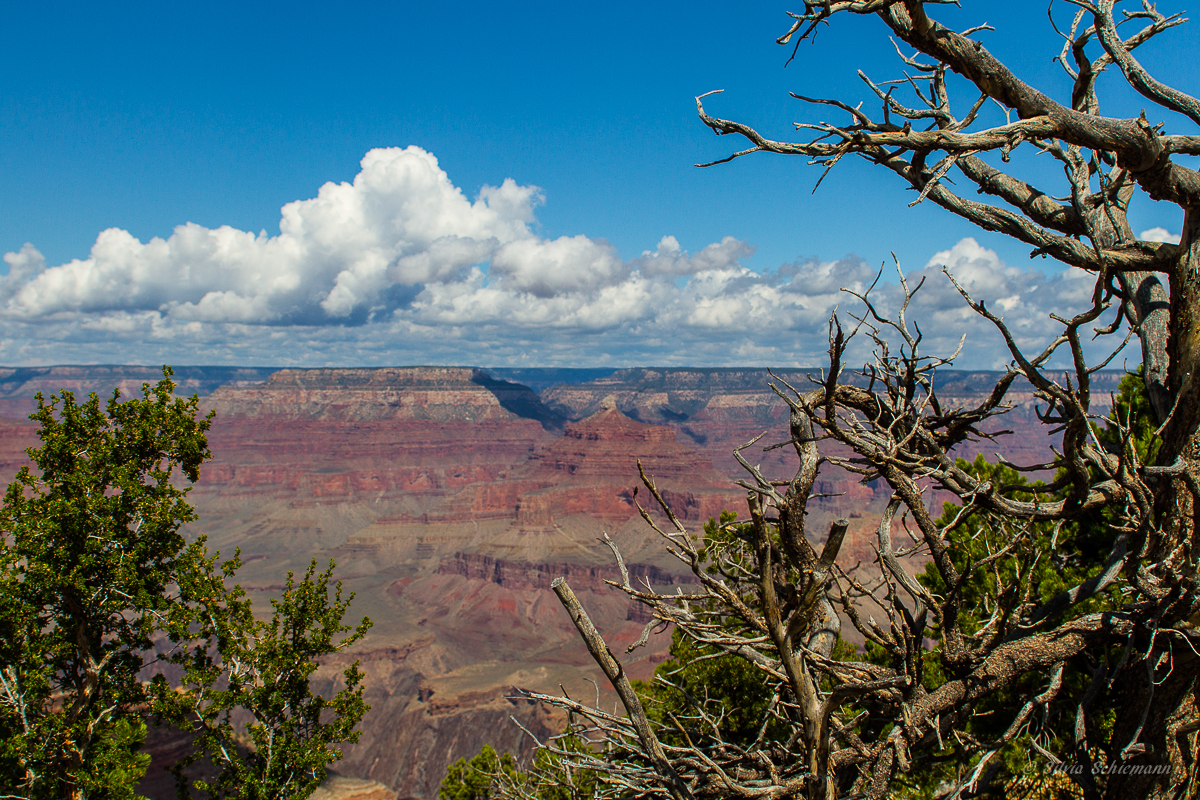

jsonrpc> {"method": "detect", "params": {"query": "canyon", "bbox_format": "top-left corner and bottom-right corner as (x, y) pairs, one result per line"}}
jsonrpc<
(0, 364), (1123, 799)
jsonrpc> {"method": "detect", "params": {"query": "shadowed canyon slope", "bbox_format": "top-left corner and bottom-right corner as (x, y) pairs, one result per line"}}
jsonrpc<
(0, 365), (1124, 799)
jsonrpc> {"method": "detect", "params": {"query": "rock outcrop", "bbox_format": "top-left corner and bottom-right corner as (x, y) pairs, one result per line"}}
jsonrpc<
(541, 367), (804, 426)
(311, 777), (397, 800)
(206, 367), (562, 427)
(438, 552), (685, 593)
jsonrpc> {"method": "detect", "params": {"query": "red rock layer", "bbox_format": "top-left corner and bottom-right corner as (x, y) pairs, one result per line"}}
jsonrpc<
(199, 417), (547, 503)
(437, 552), (687, 594)
(380, 403), (743, 526)
(204, 366), (556, 425)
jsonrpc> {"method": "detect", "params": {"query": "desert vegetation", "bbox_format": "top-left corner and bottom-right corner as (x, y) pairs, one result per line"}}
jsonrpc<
(0, 370), (370, 800)
(452, 2), (1200, 799)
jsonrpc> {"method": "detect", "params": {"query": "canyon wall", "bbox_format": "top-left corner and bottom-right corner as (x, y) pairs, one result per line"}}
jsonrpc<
(543, 367), (1125, 512)
(0, 364), (1133, 799)
(182, 367), (719, 798)
(207, 367), (562, 426)
(0, 365), (276, 418)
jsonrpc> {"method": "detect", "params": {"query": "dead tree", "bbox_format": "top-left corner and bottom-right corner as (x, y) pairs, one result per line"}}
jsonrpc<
(517, 4), (1200, 800)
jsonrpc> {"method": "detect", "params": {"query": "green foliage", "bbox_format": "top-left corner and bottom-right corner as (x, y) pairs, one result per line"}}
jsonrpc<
(170, 559), (372, 800)
(439, 737), (598, 800)
(874, 370), (1158, 795)
(643, 511), (861, 745)
(0, 371), (213, 799)
(637, 626), (785, 749)
(440, 745), (522, 800)
(526, 735), (599, 800)
(0, 369), (370, 800)
(633, 512), (792, 749)
(74, 719), (153, 800)
(1100, 366), (1161, 465)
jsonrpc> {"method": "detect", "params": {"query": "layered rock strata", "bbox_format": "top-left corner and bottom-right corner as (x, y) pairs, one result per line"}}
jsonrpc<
(206, 367), (561, 426)
(541, 367), (1123, 428)
(0, 365), (275, 418)
(420, 403), (742, 529)
(181, 370), (711, 800)
(195, 368), (561, 516)
(542, 367), (1128, 514)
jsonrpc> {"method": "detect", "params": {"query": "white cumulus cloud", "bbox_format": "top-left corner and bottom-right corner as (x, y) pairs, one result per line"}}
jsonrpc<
(5, 147), (542, 324)
(633, 235), (755, 278)
(491, 235), (627, 297)
(1140, 227), (1181, 245)
(0, 147), (1137, 370)
(902, 237), (1116, 368)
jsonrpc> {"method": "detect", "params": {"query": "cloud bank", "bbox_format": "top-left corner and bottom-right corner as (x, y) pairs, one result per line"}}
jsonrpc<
(0, 147), (1171, 369)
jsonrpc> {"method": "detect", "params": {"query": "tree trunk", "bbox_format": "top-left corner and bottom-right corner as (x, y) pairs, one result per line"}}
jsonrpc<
(1106, 207), (1200, 798)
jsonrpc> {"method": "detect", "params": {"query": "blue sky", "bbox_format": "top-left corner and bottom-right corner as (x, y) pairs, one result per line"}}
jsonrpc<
(1, 1), (1194, 368)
